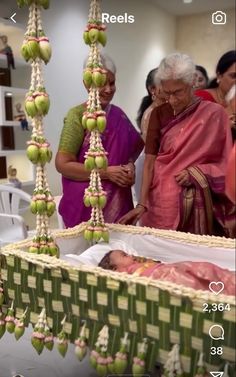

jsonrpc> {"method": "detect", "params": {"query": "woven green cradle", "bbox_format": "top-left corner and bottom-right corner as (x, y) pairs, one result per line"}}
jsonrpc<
(0, 224), (235, 376)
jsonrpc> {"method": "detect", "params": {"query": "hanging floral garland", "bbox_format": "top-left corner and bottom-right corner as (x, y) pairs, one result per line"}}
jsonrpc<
(194, 352), (208, 377)
(82, 0), (109, 244)
(17, 0), (59, 257)
(74, 321), (88, 361)
(162, 344), (184, 377)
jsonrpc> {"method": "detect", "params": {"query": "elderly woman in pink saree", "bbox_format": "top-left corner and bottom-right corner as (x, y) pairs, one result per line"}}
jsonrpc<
(98, 250), (235, 295)
(120, 53), (235, 237)
(56, 56), (143, 227)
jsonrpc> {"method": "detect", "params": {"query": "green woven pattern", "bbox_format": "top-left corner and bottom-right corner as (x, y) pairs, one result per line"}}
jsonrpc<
(0, 252), (235, 376)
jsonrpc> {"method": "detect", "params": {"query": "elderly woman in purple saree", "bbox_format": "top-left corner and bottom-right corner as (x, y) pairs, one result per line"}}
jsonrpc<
(56, 57), (143, 228)
(57, 103), (143, 227)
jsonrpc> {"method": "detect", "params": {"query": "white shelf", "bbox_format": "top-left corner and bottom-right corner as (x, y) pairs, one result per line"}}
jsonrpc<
(0, 149), (27, 156)
(1, 120), (22, 127)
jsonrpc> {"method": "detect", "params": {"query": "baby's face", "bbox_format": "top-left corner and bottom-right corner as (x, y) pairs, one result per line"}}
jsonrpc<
(110, 250), (135, 271)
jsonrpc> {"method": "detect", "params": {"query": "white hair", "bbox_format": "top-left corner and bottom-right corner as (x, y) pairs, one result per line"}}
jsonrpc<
(83, 53), (116, 74)
(156, 53), (195, 85)
(100, 53), (116, 74)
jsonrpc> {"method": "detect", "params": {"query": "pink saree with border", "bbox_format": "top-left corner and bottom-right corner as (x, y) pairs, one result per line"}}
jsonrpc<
(141, 99), (235, 236)
(123, 260), (235, 295)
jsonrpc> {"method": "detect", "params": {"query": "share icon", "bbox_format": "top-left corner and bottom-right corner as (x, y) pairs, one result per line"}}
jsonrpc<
(209, 372), (224, 377)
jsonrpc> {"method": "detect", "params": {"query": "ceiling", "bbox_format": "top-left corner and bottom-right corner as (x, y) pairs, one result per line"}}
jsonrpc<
(150, 0), (235, 15)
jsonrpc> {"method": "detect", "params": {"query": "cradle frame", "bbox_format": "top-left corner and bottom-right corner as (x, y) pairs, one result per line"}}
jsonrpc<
(0, 223), (235, 376)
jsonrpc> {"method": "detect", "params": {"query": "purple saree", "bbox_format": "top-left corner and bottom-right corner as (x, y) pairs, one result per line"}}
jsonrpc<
(59, 104), (143, 227)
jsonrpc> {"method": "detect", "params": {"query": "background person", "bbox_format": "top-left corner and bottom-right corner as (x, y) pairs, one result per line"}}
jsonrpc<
(136, 68), (166, 142)
(134, 68), (166, 202)
(194, 65), (209, 89)
(119, 53), (235, 237)
(225, 144), (236, 204)
(55, 55), (144, 228)
(195, 50), (236, 139)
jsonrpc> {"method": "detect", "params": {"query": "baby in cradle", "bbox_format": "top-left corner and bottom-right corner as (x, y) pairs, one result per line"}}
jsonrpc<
(98, 250), (235, 295)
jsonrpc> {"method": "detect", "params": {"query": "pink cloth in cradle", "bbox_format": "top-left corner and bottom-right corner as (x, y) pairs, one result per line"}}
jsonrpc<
(125, 261), (235, 295)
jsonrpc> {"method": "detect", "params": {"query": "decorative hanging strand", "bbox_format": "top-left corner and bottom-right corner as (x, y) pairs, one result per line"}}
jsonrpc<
(83, 0), (109, 243)
(18, 0), (59, 257)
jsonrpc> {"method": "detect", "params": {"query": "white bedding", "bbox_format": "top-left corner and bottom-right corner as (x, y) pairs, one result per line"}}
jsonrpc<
(61, 231), (235, 271)
(63, 238), (138, 266)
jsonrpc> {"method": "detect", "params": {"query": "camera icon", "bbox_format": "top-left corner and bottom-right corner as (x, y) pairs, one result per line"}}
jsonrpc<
(212, 11), (226, 25)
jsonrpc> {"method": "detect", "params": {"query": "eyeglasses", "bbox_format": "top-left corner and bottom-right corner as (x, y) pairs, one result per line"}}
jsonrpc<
(163, 86), (188, 99)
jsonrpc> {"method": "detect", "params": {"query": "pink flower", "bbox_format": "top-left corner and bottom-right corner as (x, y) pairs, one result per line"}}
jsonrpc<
(14, 319), (24, 327)
(133, 357), (145, 366)
(32, 331), (45, 339)
(5, 316), (14, 322)
(91, 350), (99, 358)
(44, 336), (54, 342)
(116, 352), (127, 360)
(97, 357), (107, 365)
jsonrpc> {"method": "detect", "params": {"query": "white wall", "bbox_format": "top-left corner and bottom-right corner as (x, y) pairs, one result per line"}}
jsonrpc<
(1, 1), (235, 197)
(42, 0), (176, 195)
(176, 8), (235, 78)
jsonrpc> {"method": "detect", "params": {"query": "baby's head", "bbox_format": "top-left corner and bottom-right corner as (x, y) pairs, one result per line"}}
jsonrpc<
(98, 250), (135, 271)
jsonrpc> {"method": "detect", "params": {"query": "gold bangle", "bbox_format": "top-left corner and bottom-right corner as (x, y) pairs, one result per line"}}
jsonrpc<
(136, 203), (148, 212)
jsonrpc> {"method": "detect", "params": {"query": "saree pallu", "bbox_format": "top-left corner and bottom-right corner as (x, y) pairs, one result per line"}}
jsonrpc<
(179, 167), (235, 237)
(141, 100), (235, 236)
(60, 104), (143, 227)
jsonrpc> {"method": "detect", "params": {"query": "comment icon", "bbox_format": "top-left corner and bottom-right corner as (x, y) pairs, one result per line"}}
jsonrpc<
(208, 325), (224, 340)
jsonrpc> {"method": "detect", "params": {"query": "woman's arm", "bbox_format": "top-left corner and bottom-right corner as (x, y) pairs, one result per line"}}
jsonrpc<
(57, 105), (141, 186)
(55, 151), (134, 186)
(119, 154), (155, 224)
(119, 106), (164, 224)
(139, 154), (156, 207)
(55, 151), (93, 181)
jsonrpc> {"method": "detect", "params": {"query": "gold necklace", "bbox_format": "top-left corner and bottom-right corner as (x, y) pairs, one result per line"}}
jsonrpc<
(216, 88), (227, 107)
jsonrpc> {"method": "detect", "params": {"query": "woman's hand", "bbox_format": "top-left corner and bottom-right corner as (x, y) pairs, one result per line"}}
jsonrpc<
(106, 165), (134, 187)
(175, 170), (191, 186)
(121, 162), (135, 184)
(119, 206), (146, 225)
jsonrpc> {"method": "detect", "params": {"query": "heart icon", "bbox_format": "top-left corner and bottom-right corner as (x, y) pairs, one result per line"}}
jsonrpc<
(209, 281), (224, 295)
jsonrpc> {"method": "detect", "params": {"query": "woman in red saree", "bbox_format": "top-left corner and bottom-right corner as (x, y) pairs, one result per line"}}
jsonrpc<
(120, 53), (235, 237)
(195, 50), (236, 140)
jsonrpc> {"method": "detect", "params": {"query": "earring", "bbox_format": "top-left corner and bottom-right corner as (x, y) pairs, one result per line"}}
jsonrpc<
(217, 78), (220, 84)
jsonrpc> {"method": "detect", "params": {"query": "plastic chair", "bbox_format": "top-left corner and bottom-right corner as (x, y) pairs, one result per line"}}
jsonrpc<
(54, 195), (65, 229)
(0, 184), (31, 246)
